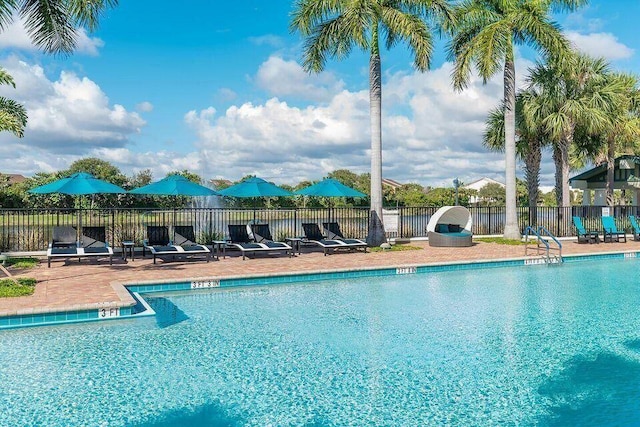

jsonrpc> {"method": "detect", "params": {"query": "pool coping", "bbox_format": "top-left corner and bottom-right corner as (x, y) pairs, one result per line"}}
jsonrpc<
(1, 249), (638, 329)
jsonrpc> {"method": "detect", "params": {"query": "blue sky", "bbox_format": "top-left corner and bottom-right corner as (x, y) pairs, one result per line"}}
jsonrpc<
(0, 0), (638, 188)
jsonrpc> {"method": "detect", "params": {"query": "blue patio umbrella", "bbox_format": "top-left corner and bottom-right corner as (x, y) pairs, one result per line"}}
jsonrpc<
(218, 177), (292, 198)
(129, 175), (220, 242)
(28, 172), (127, 243)
(293, 178), (366, 198)
(129, 174), (220, 196)
(219, 177), (292, 225)
(29, 172), (126, 195)
(294, 178), (367, 223)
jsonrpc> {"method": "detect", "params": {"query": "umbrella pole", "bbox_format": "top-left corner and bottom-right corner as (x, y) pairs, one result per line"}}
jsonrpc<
(77, 196), (82, 246)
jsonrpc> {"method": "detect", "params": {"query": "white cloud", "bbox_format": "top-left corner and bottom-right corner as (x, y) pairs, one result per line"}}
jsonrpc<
(0, 56), (145, 157)
(0, 17), (104, 56)
(255, 55), (345, 102)
(136, 101), (154, 113)
(248, 34), (285, 48)
(565, 31), (634, 60)
(216, 88), (237, 102)
(0, 54), (540, 189)
(181, 59), (531, 186)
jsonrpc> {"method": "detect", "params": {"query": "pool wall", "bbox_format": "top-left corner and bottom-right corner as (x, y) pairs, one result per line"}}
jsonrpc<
(0, 250), (637, 330)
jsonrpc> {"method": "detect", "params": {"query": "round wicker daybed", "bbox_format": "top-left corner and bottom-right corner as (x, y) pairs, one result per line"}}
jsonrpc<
(426, 206), (473, 247)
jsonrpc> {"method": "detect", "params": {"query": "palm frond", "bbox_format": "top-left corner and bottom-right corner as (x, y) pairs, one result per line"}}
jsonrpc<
(381, 6), (433, 71)
(0, 96), (28, 138)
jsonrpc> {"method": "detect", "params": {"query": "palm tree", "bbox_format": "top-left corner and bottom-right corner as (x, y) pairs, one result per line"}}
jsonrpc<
(596, 72), (640, 204)
(291, 0), (453, 246)
(524, 53), (621, 207)
(0, 0), (118, 54)
(484, 91), (546, 220)
(449, 0), (584, 239)
(0, 69), (27, 137)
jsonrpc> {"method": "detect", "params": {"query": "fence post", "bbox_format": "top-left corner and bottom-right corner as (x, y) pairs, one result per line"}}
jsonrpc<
(111, 209), (115, 248)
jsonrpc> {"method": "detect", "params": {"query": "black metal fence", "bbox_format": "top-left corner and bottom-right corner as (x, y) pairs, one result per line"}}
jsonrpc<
(1, 205), (638, 252)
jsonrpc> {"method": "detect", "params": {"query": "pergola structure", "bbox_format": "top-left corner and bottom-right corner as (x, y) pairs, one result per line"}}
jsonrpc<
(569, 155), (640, 205)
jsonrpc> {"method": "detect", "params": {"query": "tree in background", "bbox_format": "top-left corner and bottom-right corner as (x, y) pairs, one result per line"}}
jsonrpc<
(0, 69), (27, 138)
(449, 0), (583, 238)
(591, 72), (640, 205)
(0, 0), (118, 54)
(423, 187), (474, 207)
(524, 53), (622, 207)
(484, 91), (546, 210)
(291, 0), (453, 246)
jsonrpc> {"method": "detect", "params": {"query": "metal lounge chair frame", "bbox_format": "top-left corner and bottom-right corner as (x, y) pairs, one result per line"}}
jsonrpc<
(227, 224), (291, 260)
(142, 226), (181, 264)
(301, 223), (359, 256)
(601, 216), (627, 243)
(173, 225), (211, 262)
(630, 215), (640, 241)
(47, 226), (113, 267)
(322, 222), (368, 252)
(572, 216), (599, 244)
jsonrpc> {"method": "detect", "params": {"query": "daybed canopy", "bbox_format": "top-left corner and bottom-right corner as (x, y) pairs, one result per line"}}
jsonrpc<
(426, 206), (472, 233)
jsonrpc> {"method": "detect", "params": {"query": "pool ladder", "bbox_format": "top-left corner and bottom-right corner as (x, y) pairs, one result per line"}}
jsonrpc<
(523, 226), (563, 264)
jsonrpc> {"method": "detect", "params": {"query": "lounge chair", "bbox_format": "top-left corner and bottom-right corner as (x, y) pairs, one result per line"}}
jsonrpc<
(301, 223), (361, 255)
(174, 225), (211, 261)
(426, 206), (473, 247)
(143, 226), (180, 264)
(322, 222), (368, 251)
(572, 216), (599, 243)
(250, 223), (296, 254)
(630, 215), (640, 241)
(602, 216), (627, 243)
(227, 224), (291, 260)
(47, 226), (113, 267)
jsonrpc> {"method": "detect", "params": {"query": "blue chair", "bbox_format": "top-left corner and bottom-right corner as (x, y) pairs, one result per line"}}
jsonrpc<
(572, 216), (599, 244)
(602, 216), (627, 243)
(629, 215), (640, 241)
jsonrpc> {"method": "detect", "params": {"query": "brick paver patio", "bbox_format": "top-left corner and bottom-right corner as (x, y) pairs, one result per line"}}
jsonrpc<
(2, 238), (639, 316)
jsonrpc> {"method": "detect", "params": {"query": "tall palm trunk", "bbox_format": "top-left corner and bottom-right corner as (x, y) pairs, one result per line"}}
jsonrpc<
(559, 127), (573, 207)
(606, 137), (615, 206)
(524, 138), (541, 225)
(553, 144), (563, 206)
(367, 24), (386, 246)
(503, 48), (520, 238)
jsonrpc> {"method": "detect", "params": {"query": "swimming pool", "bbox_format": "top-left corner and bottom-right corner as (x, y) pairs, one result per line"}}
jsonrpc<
(1, 258), (640, 426)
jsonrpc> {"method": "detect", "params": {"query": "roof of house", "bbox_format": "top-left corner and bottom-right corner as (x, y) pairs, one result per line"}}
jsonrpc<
(382, 178), (403, 189)
(569, 155), (640, 182)
(463, 177), (504, 190)
(1, 173), (26, 185)
(209, 179), (232, 189)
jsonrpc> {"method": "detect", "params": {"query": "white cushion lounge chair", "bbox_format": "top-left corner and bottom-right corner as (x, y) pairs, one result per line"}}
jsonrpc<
(302, 223), (363, 255)
(47, 226), (113, 267)
(227, 224), (291, 260)
(322, 222), (368, 252)
(143, 226), (210, 264)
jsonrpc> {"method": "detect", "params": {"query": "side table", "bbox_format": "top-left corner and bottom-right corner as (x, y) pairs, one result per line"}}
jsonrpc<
(285, 237), (302, 255)
(211, 240), (227, 259)
(121, 241), (135, 261)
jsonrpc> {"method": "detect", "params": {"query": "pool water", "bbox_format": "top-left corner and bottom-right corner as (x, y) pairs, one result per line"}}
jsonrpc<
(2, 259), (640, 426)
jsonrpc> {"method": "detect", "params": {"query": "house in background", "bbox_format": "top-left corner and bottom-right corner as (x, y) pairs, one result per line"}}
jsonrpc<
(382, 178), (403, 191)
(570, 155), (640, 205)
(464, 177), (504, 204)
(1, 174), (26, 185)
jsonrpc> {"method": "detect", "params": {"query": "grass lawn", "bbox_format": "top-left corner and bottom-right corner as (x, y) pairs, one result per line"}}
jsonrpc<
(474, 237), (527, 245)
(4, 257), (39, 269)
(0, 278), (37, 298)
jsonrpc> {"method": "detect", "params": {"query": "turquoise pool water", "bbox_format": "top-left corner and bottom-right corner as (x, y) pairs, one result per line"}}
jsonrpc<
(2, 259), (640, 426)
